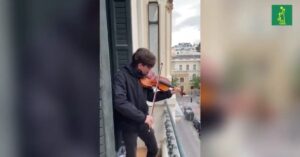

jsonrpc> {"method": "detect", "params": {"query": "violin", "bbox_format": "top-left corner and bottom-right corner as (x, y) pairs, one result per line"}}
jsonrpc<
(139, 71), (182, 93)
(140, 76), (173, 91)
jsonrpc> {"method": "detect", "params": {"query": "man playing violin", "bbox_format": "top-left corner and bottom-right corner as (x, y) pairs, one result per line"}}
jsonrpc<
(113, 48), (180, 157)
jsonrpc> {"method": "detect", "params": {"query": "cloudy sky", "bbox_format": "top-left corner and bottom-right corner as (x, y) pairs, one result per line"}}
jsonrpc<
(172, 0), (200, 46)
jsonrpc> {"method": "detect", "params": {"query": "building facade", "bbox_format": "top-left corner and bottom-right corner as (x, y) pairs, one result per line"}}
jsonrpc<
(131, 0), (173, 77)
(171, 43), (200, 94)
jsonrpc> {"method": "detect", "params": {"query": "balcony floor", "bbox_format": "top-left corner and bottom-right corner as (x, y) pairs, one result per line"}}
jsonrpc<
(137, 147), (162, 157)
(137, 147), (147, 157)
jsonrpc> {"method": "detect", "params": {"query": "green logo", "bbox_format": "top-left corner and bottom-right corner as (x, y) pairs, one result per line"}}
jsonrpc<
(272, 5), (292, 26)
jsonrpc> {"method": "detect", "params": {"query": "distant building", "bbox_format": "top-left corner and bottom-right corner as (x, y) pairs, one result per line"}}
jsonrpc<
(172, 42), (200, 56)
(171, 51), (200, 94)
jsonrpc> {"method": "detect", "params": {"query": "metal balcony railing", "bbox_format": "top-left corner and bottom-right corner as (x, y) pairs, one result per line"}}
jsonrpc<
(163, 102), (185, 157)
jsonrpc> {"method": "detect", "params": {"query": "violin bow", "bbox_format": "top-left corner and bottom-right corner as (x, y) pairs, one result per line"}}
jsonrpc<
(150, 62), (163, 116)
(147, 63), (163, 133)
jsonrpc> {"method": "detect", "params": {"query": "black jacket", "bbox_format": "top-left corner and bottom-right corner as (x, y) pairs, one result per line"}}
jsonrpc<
(113, 65), (172, 132)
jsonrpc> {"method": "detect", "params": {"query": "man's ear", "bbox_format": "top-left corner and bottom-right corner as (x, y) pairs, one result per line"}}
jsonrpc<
(137, 63), (144, 69)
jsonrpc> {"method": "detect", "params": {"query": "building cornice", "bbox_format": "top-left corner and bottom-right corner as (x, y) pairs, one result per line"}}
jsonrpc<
(166, 0), (173, 12)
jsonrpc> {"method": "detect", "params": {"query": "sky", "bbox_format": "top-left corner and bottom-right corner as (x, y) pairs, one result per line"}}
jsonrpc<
(172, 0), (200, 46)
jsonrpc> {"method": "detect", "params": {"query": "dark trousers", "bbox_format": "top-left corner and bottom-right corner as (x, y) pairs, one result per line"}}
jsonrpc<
(122, 124), (158, 157)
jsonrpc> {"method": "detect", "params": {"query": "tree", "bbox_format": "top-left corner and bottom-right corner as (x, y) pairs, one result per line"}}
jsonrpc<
(171, 77), (179, 86)
(196, 42), (201, 52)
(191, 75), (200, 89)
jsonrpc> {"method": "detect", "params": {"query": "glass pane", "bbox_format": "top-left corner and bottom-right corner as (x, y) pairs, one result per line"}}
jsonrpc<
(148, 3), (158, 22)
(149, 24), (159, 73)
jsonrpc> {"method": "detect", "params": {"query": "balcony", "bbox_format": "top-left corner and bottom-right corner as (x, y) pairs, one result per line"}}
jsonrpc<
(136, 95), (185, 157)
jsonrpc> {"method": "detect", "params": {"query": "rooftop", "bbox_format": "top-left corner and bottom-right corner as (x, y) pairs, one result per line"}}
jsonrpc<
(172, 54), (200, 60)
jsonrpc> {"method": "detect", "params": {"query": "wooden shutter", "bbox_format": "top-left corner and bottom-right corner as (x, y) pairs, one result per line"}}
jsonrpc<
(108, 0), (132, 74)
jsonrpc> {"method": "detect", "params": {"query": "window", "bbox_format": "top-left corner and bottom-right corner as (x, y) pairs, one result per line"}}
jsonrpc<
(148, 2), (159, 73)
(180, 78), (184, 82)
(179, 65), (182, 71)
(193, 73), (196, 78)
(193, 64), (196, 70)
(186, 65), (189, 71)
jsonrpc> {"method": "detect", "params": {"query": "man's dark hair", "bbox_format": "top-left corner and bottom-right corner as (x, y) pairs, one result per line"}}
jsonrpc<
(131, 48), (156, 68)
